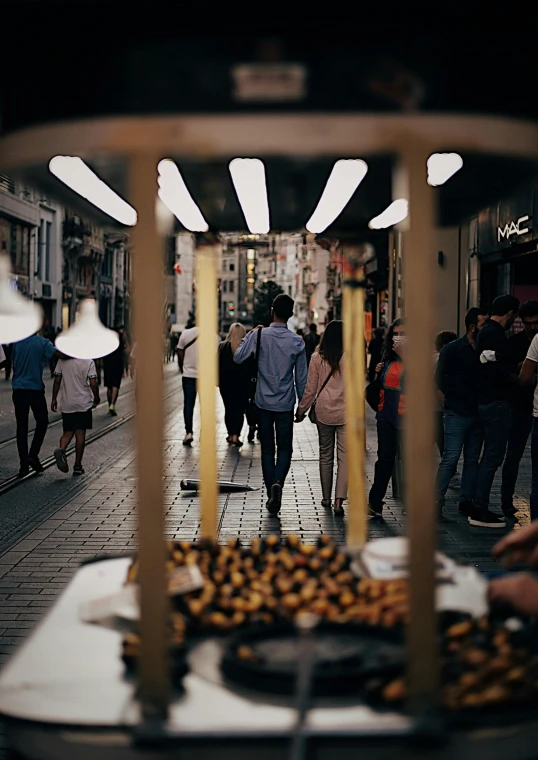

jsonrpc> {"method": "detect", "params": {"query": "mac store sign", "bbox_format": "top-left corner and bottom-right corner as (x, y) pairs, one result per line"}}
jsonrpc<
(477, 187), (536, 258)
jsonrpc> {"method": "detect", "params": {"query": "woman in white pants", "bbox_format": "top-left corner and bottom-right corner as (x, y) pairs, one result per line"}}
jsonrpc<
(296, 321), (347, 515)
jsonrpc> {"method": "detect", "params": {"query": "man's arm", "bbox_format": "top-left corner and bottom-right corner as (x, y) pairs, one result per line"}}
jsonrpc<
(520, 336), (538, 387)
(51, 375), (62, 412)
(294, 346), (308, 401)
(89, 378), (100, 408)
(233, 329), (257, 365)
(177, 349), (185, 374)
(477, 330), (515, 387)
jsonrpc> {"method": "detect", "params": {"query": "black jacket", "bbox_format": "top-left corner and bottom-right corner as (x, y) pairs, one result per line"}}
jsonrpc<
(436, 335), (480, 417)
(476, 320), (516, 406)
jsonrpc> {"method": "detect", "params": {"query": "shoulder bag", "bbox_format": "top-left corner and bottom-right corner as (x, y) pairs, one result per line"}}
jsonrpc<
(365, 363), (384, 412)
(308, 366), (335, 424)
(248, 328), (262, 404)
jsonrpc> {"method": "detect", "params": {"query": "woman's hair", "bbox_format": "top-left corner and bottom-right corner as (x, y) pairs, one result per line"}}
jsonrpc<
(435, 330), (458, 352)
(383, 318), (405, 362)
(318, 320), (343, 372)
(225, 322), (246, 354)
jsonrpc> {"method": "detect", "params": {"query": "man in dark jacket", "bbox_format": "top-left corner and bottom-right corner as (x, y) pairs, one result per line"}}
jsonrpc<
(304, 323), (320, 364)
(500, 301), (538, 515)
(436, 308), (488, 516)
(471, 295), (520, 528)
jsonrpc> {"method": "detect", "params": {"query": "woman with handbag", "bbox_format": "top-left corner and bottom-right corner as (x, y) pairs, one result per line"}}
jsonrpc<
(295, 321), (347, 515)
(218, 323), (253, 447)
(368, 318), (406, 518)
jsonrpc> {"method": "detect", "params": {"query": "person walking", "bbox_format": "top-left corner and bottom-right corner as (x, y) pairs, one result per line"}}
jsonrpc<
(500, 301), (538, 515)
(177, 322), (219, 446)
(11, 333), (62, 477)
(519, 332), (538, 520)
(304, 323), (320, 365)
(102, 328), (125, 416)
(218, 323), (252, 447)
(51, 357), (100, 475)
(435, 308), (488, 518)
(367, 328), (384, 383)
(472, 294), (520, 528)
(234, 294), (307, 515)
(296, 320), (346, 516)
(368, 318), (405, 519)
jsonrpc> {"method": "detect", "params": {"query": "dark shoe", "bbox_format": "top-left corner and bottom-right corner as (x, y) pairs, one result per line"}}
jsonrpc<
(18, 466), (30, 478)
(458, 500), (474, 517)
(368, 505), (383, 519)
(183, 433), (193, 446)
(468, 508), (506, 529)
(321, 499), (332, 509)
(333, 500), (345, 516)
(502, 503), (518, 517)
(28, 455), (44, 474)
(266, 483), (282, 515)
(54, 448), (69, 473)
(233, 439), (244, 448)
(248, 427), (256, 443)
(73, 464), (85, 476)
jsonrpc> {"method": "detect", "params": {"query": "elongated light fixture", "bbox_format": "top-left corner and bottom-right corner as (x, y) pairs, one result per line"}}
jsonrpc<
(427, 153), (463, 187)
(229, 158), (270, 234)
(56, 299), (119, 359)
(306, 159), (368, 234)
(368, 199), (409, 230)
(0, 255), (43, 342)
(157, 160), (209, 232)
(49, 156), (137, 226)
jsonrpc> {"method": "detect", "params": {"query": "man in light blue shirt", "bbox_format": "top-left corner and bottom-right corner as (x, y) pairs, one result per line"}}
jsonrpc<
(235, 295), (307, 515)
(12, 333), (62, 477)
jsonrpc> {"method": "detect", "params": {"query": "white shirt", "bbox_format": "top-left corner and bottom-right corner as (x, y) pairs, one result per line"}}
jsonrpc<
(177, 328), (219, 379)
(526, 334), (538, 417)
(55, 358), (97, 413)
(0, 344), (5, 364)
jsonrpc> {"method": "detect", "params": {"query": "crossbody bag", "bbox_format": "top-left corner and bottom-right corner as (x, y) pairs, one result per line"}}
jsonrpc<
(308, 366), (336, 424)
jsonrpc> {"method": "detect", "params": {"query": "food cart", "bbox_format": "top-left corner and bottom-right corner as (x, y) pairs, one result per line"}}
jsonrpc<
(2, 32), (538, 760)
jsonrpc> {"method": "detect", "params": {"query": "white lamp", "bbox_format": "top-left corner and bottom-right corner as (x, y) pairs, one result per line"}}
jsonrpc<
(0, 254), (43, 343)
(56, 299), (119, 359)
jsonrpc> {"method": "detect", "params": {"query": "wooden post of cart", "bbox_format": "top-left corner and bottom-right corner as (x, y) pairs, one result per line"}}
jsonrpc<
(129, 152), (170, 720)
(196, 235), (219, 540)
(395, 139), (439, 713)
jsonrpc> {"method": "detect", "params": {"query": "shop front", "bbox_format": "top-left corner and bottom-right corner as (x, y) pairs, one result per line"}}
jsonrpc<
(476, 184), (538, 309)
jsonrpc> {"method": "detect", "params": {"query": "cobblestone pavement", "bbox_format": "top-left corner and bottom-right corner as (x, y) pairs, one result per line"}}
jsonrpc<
(0, 391), (532, 755)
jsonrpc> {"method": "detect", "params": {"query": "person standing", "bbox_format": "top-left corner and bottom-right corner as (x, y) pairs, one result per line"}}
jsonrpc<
(519, 332), (538, 520)
(433, 330), (458, 458)
(304, 323), (320, 365)
(102, 327), (125, 416)
(435, 308), (488, 517)
(368, 319), (405, 518)
(368, 328), (385, 383)
(51, 358), (100, 475)
(500, 301), (538, 515)
(234, 294), (307, 515)
(177, 323), (219, 446)
(296, 320), (346, 516)
(218, 323), (252, 447)
(11, 333), (62, 477)
(471, 295), (520, 528)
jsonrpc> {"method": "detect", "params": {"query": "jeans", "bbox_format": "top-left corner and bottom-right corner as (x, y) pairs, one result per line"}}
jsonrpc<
(182, 377), (197, 435)
(501, 410), (533, 508)
(436, 412), (483, 506)
(531, 418), (538, 520)
(474, 401), (512, 510)
(12, 389), (49, 468)
(369, 421), (400, 511)
(317, 422), (347, 501)
(435, 410), (445, 456)
(256, 407), (294, 496)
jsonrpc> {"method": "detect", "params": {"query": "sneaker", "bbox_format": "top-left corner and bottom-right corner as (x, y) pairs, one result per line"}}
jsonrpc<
(17, 466), (30, 478)
(109, 404), (117, 416)
(182, 433), (193, 446)
(368, 505), (383, 519)
(467, 508), (506, 529)
(266, 483), (282, 515)
(458, 500), (474, 517)
(502, 503), (518, 517)
(28, 455), (44, 474)
(53, 448), (69, 473)
(448, 474), (462, 490)
(73, 464), (85, 476)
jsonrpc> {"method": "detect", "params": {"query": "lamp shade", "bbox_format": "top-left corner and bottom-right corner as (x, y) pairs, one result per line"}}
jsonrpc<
(56, 299), (119, 359)
(0, 254), (43, 343)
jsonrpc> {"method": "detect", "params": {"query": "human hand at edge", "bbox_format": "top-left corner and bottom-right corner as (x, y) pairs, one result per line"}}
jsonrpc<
(488, 573), (538, 618)
(493, 521), (538, 568)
